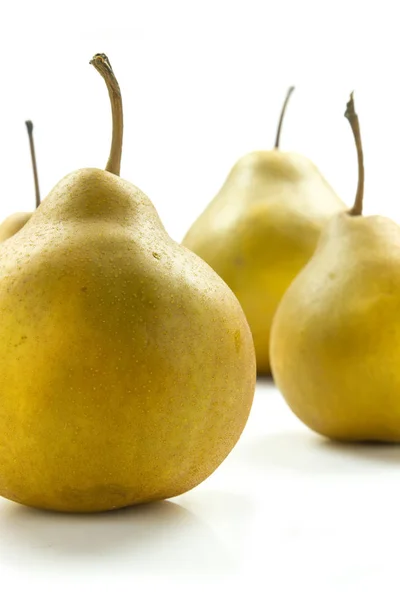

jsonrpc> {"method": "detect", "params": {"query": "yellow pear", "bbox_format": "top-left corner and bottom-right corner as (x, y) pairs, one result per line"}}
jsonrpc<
(0, 120), (41, 242)
(0, 211), (32, 242)
(271, 93), (400, 442)
(0, 54), (256, 512)
(182, 88), (346, 374)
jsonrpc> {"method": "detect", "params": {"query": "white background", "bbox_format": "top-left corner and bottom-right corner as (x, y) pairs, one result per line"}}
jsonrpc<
(1, 1), (400, 598)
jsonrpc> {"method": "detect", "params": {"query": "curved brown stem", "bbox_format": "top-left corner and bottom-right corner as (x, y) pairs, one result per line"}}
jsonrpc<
(25, 120), (40, 208)
(274, 86), (295, 149)
(344, 92), (364, 216)
(90, 53), (123, 176)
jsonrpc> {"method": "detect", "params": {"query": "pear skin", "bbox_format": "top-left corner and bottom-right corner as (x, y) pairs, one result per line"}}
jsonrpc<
(183, 89), (346, 373)
(0, 55), (256, 512)
(270, 93), (400, 442)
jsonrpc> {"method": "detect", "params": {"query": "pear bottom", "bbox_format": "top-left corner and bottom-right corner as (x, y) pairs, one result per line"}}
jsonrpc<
(0, 362), (253, 514)
(271, 295), (400, 443)
(0, 343), (253, 513)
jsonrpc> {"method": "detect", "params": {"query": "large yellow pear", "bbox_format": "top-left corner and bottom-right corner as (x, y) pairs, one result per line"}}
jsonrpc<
(183, 88), (346, 374)
(0, 121), (41, 242)
(271, 93), (400, 442)
(0, 54), (256, 512)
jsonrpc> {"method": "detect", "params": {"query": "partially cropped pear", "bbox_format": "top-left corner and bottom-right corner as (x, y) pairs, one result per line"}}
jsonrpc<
(271, 93), (400, 442)
(183, 88), (346, 374)
(0, 211), (32, 242)
(0, 120), (41, 242)
(0, 54), (256, 513)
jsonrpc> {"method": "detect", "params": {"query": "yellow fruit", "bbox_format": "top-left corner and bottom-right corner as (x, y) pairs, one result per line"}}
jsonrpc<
(183, 88), (346, 373)
(0, 212), (32, 242)
(0, 54), (255, 512)
(271, 93), (400, 441)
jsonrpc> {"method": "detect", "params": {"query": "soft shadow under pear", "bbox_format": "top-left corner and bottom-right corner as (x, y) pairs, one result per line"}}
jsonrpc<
(238, 430), (400, 475)
(0, 497), (231, 574)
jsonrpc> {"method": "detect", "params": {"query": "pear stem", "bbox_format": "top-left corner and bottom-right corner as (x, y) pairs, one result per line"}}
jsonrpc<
(344, 92), (364, 216)
(90, 54), (123, 177)
(25, 121), (40, 208)
(274, 86), (295, 149)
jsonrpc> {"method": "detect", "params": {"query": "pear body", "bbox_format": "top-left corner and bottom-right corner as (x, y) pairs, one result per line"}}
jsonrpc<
(183, 150), (345, 373)
(270, 212), (400, 441)
(0, 212), (32, 242)
(0, 168), (255, 512)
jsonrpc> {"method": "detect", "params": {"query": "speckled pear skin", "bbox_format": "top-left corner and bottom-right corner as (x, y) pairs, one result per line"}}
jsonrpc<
(0, 168), (256, 512)
(0, 212), (32, 242)
(183, 150), (346, 373)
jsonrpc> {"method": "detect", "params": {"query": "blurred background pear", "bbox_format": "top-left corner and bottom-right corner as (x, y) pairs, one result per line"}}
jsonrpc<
(183, 88), (346, 373)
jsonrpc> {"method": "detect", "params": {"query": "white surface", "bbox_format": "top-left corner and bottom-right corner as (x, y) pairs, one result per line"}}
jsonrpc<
(1, 381), (400, 598)
(1, 1), (400, 598)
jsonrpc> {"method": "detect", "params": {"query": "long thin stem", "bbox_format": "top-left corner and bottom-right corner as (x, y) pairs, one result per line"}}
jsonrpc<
(25, 121), (40, 208)
(90, 54), (123, 176)
(344, 92), (364, 216)
(274, 86), (295, 149)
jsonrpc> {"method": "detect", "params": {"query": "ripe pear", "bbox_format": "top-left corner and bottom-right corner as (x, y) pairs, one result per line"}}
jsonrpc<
(0, 120), (41, 242)
(0, 54), (256, 513)
(183, 88), (346, 374)
(270, 93), (400, 442)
